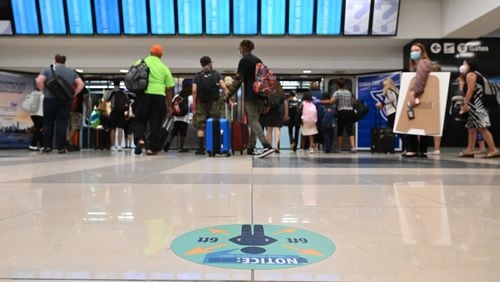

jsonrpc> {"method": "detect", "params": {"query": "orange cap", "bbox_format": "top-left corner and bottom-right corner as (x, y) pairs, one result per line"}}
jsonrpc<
(150, 44), (163, 56)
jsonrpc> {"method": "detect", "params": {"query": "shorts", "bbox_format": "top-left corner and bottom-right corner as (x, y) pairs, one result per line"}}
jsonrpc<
(193, 100), (224, 130)
(109, 110), (126, 129)
(69, 112), (83, 130)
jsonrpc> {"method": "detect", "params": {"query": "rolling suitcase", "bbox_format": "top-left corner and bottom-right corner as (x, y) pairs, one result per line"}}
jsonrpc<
(231, 120), (249, 155)
(206, 118), (231, 157)
(371, 127), (395, 153)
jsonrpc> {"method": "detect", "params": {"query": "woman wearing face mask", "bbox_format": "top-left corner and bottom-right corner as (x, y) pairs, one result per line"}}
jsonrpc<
(458, 59), (498, 158)
(403, 43), (433, 158)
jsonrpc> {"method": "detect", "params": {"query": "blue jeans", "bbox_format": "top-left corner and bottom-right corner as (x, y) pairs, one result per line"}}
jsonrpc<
(43, 98), (71, 150)
(322, 127), (335, 152)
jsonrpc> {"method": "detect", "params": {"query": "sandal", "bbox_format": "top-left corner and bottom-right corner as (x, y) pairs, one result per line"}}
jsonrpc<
(483, 151), (500, 159)
(458, 150), (474, 158)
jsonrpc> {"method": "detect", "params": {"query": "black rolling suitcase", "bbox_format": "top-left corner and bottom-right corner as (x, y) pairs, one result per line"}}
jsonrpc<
(371, 127), (395, 153)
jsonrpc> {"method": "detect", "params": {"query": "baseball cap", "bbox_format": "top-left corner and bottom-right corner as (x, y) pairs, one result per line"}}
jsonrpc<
(150, 44), (163, 56)
(200, 56), (212, 66)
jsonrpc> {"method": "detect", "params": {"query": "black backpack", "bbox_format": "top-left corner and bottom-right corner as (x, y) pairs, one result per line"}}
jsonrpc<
(45, 65), (74, 101)
(125, 59), (149, 93)
(172, 94), (189, 116)
(110, 90), (129, 112)
(197, 70), (219, 103)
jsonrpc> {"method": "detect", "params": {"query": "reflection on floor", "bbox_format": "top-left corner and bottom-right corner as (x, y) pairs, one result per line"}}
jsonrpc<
(0, 149), (498, 281)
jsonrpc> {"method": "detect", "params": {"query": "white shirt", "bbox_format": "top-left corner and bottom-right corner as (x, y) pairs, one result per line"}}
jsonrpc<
(383, 90), (398, 116)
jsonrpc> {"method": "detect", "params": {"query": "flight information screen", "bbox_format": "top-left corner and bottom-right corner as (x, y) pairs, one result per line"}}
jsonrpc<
(205, 0), (230, 35)
(288, 0), (314, 35)
(233, 0), (258, 35)
(11, 0), (39, 34)
(316, 0), (343, 35)
(39, 0), (67, 34)
(371, 0), (399, 35)
(122, 0), (148, 34)
(177, 0), (202, 35)
(344, 0), (372, 35)
(94, 0), (121, 34)
(150, 0), (175, 35)
(66, 0), (94, 34)
(261, 0), (286, 35)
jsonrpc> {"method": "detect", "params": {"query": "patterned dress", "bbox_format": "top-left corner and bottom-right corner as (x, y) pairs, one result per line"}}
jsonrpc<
(465, 73), (491, 129)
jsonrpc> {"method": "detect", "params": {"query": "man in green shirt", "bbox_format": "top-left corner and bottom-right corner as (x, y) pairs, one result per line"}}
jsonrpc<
(132, 44), (175, 155)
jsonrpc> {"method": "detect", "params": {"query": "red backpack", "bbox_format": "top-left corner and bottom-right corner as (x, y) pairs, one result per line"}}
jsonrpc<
(252, 62), (285, 101)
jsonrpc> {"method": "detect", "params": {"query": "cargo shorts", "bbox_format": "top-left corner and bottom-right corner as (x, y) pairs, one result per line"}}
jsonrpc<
(193, 98), (224, 130)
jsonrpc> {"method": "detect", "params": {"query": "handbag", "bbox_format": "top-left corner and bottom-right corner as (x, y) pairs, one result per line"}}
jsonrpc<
(353, 99), (369, 122)
(162, 117), (174, 132)
(44, 65), (74, 101)
(21, 90), (42, 114)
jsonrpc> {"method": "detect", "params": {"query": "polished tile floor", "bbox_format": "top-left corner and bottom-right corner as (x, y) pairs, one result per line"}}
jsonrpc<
(0, 149), (499, 282)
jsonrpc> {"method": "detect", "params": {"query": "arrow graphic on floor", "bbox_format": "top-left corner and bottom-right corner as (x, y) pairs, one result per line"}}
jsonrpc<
(184, 243), (227, 255)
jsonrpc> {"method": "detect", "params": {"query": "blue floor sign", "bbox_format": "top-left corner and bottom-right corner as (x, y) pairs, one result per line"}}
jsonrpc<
(171, 224), (335, 269)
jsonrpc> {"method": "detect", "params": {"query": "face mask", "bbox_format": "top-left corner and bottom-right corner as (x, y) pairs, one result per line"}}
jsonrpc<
(410, 51), (421, 60)
(459, 65), (469, 74)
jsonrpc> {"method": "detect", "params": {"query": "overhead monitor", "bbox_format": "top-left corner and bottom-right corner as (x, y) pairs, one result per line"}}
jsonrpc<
(316, 0), (343, 35)
(11, 0), (40, 34)
(150, 0), (175, 35)
(205, 0), (230, 35)
(177, 0), (202, 35)
(39, 0), (67, 34)
(344, 0), (372, 35)
(94, 0), (121, 34)
(371, 0), (399, 35)
(233, 0), (258, 35)
(122, 0), (148, 34)
(288, 0), (314, 35)
(66, 0), (94, 34)
(261, 0), (286, 35)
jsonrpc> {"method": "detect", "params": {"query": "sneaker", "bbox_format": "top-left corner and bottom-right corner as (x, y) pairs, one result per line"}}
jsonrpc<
(42, 148), (52, 153)
(117, 146), (123, 152)
(309, 148), (314, 154)
(428, 150), (440, 155)
(135, 140), (144, 155)
(28, 145), (38, 151)
(254, 147), (275, 159)
(57, 149), (66, 154)
(247, 148), (257, 155)
(350, 147), (356, 153)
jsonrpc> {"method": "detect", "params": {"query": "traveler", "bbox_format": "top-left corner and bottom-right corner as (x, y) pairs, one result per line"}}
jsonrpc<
(36, 54), (85, 153)
(227, 40), (275, 159)
(131, 44), (175, 155)
(67, 86), (90, 152)
(28, 88), (44, 151)
(404, 43), (433, 158)
(260, 94), (288, 153)
(192, 56), (229, 155)
(164, 79), (193, 153)
(375, 78), (398, 129)
(457, 58), (498, 158)
(321, 78), (356, 153)
(301, 93), (318, 154)
(287, 91), (301, 152)
(106, 80), (129, 152)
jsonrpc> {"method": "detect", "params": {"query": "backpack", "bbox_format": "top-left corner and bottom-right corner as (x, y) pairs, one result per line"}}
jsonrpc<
(125, 59), (149, 93)
(21, 90), (42, 114)
(172, 94), (188, 116)
(110, 90), (129, 112)
(301, 101), (317, 123)
(197, 70), (219, 103)
(45, 65), (74, 101)
(90, 108), (101, 128)
(253, 62), (278, 97)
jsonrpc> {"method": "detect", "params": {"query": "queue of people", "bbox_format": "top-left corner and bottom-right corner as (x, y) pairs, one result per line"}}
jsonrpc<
(27, 41), (498, 159)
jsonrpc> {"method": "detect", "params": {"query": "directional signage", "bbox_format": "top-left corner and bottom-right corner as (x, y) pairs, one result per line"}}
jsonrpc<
(171, 224), (335, 270)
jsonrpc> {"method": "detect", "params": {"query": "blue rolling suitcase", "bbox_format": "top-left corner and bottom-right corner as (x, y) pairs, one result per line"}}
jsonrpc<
(206, 118), (231, 157)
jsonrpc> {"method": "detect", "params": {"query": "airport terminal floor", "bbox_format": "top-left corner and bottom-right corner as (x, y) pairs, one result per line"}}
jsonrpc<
(0, 149), (499, 282)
